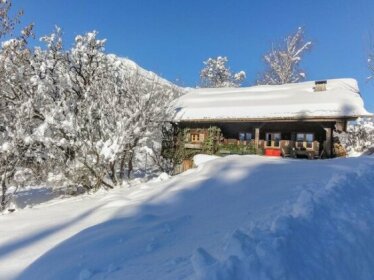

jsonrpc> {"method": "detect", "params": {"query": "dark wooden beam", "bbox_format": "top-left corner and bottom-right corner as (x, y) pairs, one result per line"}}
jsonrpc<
(176, 115), (369, 124)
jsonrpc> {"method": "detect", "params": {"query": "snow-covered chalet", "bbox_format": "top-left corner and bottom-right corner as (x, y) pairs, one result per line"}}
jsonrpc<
(172, 78), (371, 159)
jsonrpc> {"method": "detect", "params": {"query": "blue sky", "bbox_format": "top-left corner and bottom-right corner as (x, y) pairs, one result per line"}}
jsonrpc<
(12, 0), (374, 111)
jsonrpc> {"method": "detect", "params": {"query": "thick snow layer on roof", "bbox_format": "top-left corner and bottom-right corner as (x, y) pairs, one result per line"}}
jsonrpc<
(173, 78), (371, 121)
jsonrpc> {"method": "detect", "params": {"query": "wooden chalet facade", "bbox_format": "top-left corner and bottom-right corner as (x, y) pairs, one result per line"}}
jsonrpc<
(172, 79), (371, 159)
(179, 118), (343, 159)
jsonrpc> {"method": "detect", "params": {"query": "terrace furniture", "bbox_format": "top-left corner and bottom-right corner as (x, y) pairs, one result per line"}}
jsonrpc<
(281, 147), (292, 158)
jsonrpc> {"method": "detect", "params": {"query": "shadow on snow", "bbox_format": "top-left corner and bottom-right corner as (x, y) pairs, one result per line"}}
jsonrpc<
(13, 156), (352, 280)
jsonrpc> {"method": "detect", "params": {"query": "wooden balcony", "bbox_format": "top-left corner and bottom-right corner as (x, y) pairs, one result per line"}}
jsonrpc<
(184, 143), (202, 149)
(223, 138), (254, 145)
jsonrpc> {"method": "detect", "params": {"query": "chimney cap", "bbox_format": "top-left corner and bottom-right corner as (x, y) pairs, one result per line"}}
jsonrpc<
(315, 80), (327, 85)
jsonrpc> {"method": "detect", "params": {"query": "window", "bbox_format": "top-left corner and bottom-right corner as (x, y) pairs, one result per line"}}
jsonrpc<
(296, 133), (314, 149)
(306, 133), (313, 148)
(191, 133), (200, 143)
(296, 133), (304, 148)
(239, 132), (252, 141)
(266, 133), (281, 148)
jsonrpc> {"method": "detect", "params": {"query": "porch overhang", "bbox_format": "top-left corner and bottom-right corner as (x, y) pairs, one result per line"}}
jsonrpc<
(175, 114), (372, 124)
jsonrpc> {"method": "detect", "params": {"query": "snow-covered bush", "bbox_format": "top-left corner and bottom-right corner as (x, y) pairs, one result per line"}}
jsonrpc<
(0, 21), (37, 210)
(336, 117), (374, 155)
(0, 12), (181, 209)
(200, 56), (245, 88)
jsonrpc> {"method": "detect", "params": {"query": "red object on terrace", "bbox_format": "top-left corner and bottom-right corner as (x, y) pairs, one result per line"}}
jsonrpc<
(264, 148), (281, 157)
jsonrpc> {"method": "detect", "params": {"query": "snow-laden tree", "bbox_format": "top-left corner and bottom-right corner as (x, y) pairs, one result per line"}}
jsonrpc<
(31, 30), (180, 189)
(0, 0), (23, 38)
(368, 46), (374, 81)
(0, 25), (36, 210)
(0, 25), (181, 209)
(336, 117), (374, 155)
(111, 61), (180, 179)
(257, 27), (312, 85)
(200, 56), (246, 88)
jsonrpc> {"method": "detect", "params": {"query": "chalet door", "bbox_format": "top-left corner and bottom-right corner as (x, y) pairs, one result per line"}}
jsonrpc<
(273, 133), (281, 147)
(266, 133), (281, 148)
(266, 133), (272, 147)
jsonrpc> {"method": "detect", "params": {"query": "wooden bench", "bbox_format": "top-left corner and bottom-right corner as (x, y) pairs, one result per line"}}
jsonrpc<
(218, 149), (231, 155)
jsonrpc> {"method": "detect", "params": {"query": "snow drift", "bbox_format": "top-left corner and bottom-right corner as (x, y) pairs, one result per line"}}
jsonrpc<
(191, 161), (374, 280)
(1, 156), (374, 280)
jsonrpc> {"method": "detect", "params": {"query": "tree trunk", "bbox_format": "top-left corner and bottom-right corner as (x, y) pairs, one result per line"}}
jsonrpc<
(119, 150), (127, 180)
(127, 151), (134, 179)
(1, 176), (7, 211)
(82, 160), (114, 189)
(109, 161), (117, 185)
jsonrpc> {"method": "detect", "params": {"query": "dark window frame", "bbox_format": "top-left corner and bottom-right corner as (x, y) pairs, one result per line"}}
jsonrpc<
(265, 132), (281, 148)
(239, 132), (252, 141)
(296, 133), (314, 149)
(191, 133), (200, 143)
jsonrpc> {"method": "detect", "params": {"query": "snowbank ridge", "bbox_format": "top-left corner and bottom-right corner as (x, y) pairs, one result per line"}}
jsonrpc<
(192, 161), (374, 280)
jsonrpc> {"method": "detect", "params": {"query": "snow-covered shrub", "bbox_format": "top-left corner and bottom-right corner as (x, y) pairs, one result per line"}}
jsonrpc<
(336, 117), (374, 155)
(147, 138), (175, 174)
(0, 23), (37, 210)
(151, 124), (183, 174)
(0, 22), (181, 205)
(202, 126), (221, 155)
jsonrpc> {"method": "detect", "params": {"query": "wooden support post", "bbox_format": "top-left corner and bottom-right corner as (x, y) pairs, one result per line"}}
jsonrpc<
(255, 127), (260, 149)
(324, 127), (332, 158)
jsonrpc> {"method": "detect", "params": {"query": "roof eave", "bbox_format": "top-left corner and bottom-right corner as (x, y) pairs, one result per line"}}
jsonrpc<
(174, 114), (372, 123)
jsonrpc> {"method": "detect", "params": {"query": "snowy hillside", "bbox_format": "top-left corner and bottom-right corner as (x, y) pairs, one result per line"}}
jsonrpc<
(114, 56), (181, 89)
(1, 155), (374, 280)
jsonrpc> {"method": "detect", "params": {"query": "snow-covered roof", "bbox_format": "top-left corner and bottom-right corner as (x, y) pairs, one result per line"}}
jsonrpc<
(173, 78), (371, 122)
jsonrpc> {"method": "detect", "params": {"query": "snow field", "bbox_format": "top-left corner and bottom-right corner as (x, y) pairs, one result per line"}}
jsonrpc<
(0, 155), (373, 279)
(192, 160), (374, 280)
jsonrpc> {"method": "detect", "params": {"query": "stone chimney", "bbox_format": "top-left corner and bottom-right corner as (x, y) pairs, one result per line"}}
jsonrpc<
(314, 80), (327, 92)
